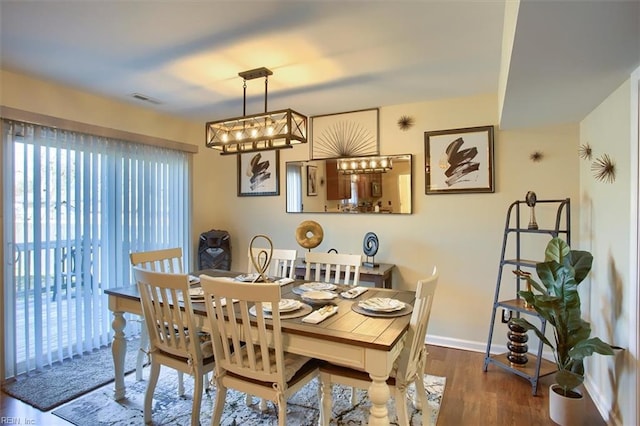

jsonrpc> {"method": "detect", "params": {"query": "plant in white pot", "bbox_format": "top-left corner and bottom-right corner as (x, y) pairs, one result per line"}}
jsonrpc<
(511, 237), (619, 425)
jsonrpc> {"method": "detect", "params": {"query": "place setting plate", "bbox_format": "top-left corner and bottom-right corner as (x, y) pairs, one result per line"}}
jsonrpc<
(292, 282), (337, 295)
(234, 273), (272, 282)
(351, 297), (413, 318)
(249, 298), (312, 319)
(300, 290), (338, 305)
(188, 287), (205, 301)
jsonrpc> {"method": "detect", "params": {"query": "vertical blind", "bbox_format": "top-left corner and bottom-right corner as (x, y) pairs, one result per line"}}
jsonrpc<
(2, 119), (191, 378)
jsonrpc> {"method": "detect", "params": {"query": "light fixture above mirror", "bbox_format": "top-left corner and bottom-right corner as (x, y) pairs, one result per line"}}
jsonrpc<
(205, 67), (307, 155)
(337, 156), (393, 175)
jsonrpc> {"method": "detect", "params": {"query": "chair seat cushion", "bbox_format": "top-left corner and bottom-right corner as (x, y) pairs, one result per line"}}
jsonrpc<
(238, 346), (312, 382)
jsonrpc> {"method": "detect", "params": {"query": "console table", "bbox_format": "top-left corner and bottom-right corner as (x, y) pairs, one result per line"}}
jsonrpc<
(294, 258), (395, 289)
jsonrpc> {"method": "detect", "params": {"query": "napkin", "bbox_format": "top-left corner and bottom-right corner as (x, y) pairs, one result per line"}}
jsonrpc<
(302, 305), (339, 324)
(340, 286), (369, 299)
(188, 275), (200, 285)
(276, 277), (295, 286)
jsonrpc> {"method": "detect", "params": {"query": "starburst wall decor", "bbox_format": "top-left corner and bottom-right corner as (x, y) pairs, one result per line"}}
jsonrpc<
(311, 108), (379, 159)
(579, 143), (593, 160)
(591, 153), (616, 183)
(397, 115), (414, 131)
(529, 151), (544, 162)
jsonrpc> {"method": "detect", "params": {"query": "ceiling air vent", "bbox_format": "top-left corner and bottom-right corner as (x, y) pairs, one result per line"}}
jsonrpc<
(131, 93), (162, 105)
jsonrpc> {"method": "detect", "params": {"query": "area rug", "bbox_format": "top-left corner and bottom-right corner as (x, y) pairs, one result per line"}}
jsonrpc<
(52, 366), (445, 425)
(2, 337), (142, 412)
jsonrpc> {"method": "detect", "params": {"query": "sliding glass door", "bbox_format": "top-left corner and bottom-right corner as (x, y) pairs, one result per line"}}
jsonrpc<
(2, 119), (191, 378)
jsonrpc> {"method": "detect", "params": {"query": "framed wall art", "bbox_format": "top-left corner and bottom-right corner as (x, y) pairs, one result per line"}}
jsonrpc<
(310, 108), (379, 159)
(307, 165), (318, 196)
(424, 125), (494, 194)
(237, 150), (280, 196)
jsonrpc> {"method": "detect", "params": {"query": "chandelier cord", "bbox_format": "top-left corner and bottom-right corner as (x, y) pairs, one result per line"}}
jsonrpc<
(264, 75), (268, 113)
(242, 79), (247, 116)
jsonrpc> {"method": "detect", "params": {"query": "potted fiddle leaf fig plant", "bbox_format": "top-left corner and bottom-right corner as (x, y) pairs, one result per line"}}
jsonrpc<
(511, 237), (618, 425)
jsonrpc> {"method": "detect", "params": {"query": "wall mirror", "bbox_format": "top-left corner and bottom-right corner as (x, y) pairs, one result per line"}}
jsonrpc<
(286, 154), (412, 214)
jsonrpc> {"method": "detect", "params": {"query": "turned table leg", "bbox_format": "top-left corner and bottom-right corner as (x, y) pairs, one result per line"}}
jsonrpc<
(111, 310), (127, 400)
(367, 373), (391, 425)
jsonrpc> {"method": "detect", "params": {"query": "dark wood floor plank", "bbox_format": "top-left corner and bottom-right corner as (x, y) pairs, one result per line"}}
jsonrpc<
(1, 345), (606, 425)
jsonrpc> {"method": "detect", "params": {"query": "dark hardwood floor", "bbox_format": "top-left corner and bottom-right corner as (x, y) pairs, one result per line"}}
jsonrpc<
(1, 345), (605, 425)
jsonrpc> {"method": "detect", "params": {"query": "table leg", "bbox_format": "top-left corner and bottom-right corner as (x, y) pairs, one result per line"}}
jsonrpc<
(111, 310), (127, 400)
(367, 372), (391, 425)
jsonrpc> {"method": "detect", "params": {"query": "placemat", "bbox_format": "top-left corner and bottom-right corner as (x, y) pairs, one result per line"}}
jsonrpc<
(351, 301), (413, 318)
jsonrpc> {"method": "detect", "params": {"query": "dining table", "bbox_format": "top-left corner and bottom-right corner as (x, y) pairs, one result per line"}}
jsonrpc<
(105, 269), (416, 425)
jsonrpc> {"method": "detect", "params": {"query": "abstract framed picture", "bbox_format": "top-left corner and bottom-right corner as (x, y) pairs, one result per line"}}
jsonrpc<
(307, 165), (318, 196)
(237, 150), (280, 196)
(310, 108), (379, 159)
(424, 125), (494, 194)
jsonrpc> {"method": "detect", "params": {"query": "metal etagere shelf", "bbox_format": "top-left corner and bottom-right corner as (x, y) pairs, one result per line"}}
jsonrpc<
(482, 197), (570, 395)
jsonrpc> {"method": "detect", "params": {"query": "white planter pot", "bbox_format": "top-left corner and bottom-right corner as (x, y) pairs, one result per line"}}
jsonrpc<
(549, 384), (584, 425)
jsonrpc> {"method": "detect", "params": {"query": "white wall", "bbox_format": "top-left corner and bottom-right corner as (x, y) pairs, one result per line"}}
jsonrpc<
(580, 78), (635, 426)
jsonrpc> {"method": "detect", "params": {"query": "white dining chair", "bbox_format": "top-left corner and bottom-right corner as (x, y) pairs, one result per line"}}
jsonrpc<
(304, 251), (361, 286)
(248, 247), (297, 280)
(318, 266), (439, 426)
(133, 266), (215, 426)
(200, 275), (319, 426)
(130, 248), (190, 393)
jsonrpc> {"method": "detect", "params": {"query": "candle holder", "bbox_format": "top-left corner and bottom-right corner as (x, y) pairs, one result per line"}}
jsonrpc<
(525, 191), (538, 230)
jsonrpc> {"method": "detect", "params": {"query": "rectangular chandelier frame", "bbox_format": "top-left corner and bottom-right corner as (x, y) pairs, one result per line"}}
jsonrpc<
(206, 108), (307, 155)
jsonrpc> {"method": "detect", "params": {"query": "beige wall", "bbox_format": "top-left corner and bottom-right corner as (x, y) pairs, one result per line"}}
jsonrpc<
(195, 92), (581, 350)
(580, 78), (635, 425)
(1, 69), (581, 356)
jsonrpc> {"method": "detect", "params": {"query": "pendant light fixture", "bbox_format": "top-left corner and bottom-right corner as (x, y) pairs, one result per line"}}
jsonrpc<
(205, 67), (307, 155)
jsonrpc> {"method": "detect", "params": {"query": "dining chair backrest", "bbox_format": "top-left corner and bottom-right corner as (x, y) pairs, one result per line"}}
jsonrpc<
(200, 276), (287, 386)
(395, 266), (439, 384)
(304, 251), (361, 286)
(130, 247), (183, 273)
(133, 266), (202, 364)
(248, 247), (297, 279)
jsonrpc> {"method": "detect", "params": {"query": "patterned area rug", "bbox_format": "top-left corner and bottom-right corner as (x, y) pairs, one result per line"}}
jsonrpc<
(2, 337), (142, 412)
(52, 366), (445, 425)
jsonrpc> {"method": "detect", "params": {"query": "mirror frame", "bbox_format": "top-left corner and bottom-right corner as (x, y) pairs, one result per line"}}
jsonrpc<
(285, 154), (413, 214)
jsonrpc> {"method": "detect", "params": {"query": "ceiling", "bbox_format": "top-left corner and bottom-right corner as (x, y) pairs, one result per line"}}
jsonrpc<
(1, 1), (638, 130)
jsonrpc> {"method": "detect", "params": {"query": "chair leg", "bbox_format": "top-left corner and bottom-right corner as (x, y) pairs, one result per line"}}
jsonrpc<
(192, 373), (204, 426)
(244, 394), (268, 411)
(413, 375), (429, 411)
(349, 385), (357, 405)
(136, 324), (149, 381)
(144, 362), (161, 425)
(319, 373), (332, 426)
(177, 371), (185, 396)
(277, 401), (287, 426)
(211, 384), (227, 426)
(394, 386), (410, 426)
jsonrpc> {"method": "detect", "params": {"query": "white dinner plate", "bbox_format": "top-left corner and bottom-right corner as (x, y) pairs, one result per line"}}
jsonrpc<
(188, 287), (204, 300)
(358, 298), (405, 312)
(262, 299), (301, 313)
(298, 282), (337, 292)
(301, 290), (337, 302)
(235, 273), (270, 282)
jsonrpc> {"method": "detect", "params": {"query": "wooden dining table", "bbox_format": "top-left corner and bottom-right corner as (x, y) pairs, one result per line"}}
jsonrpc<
(105, 269), (416, 425)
